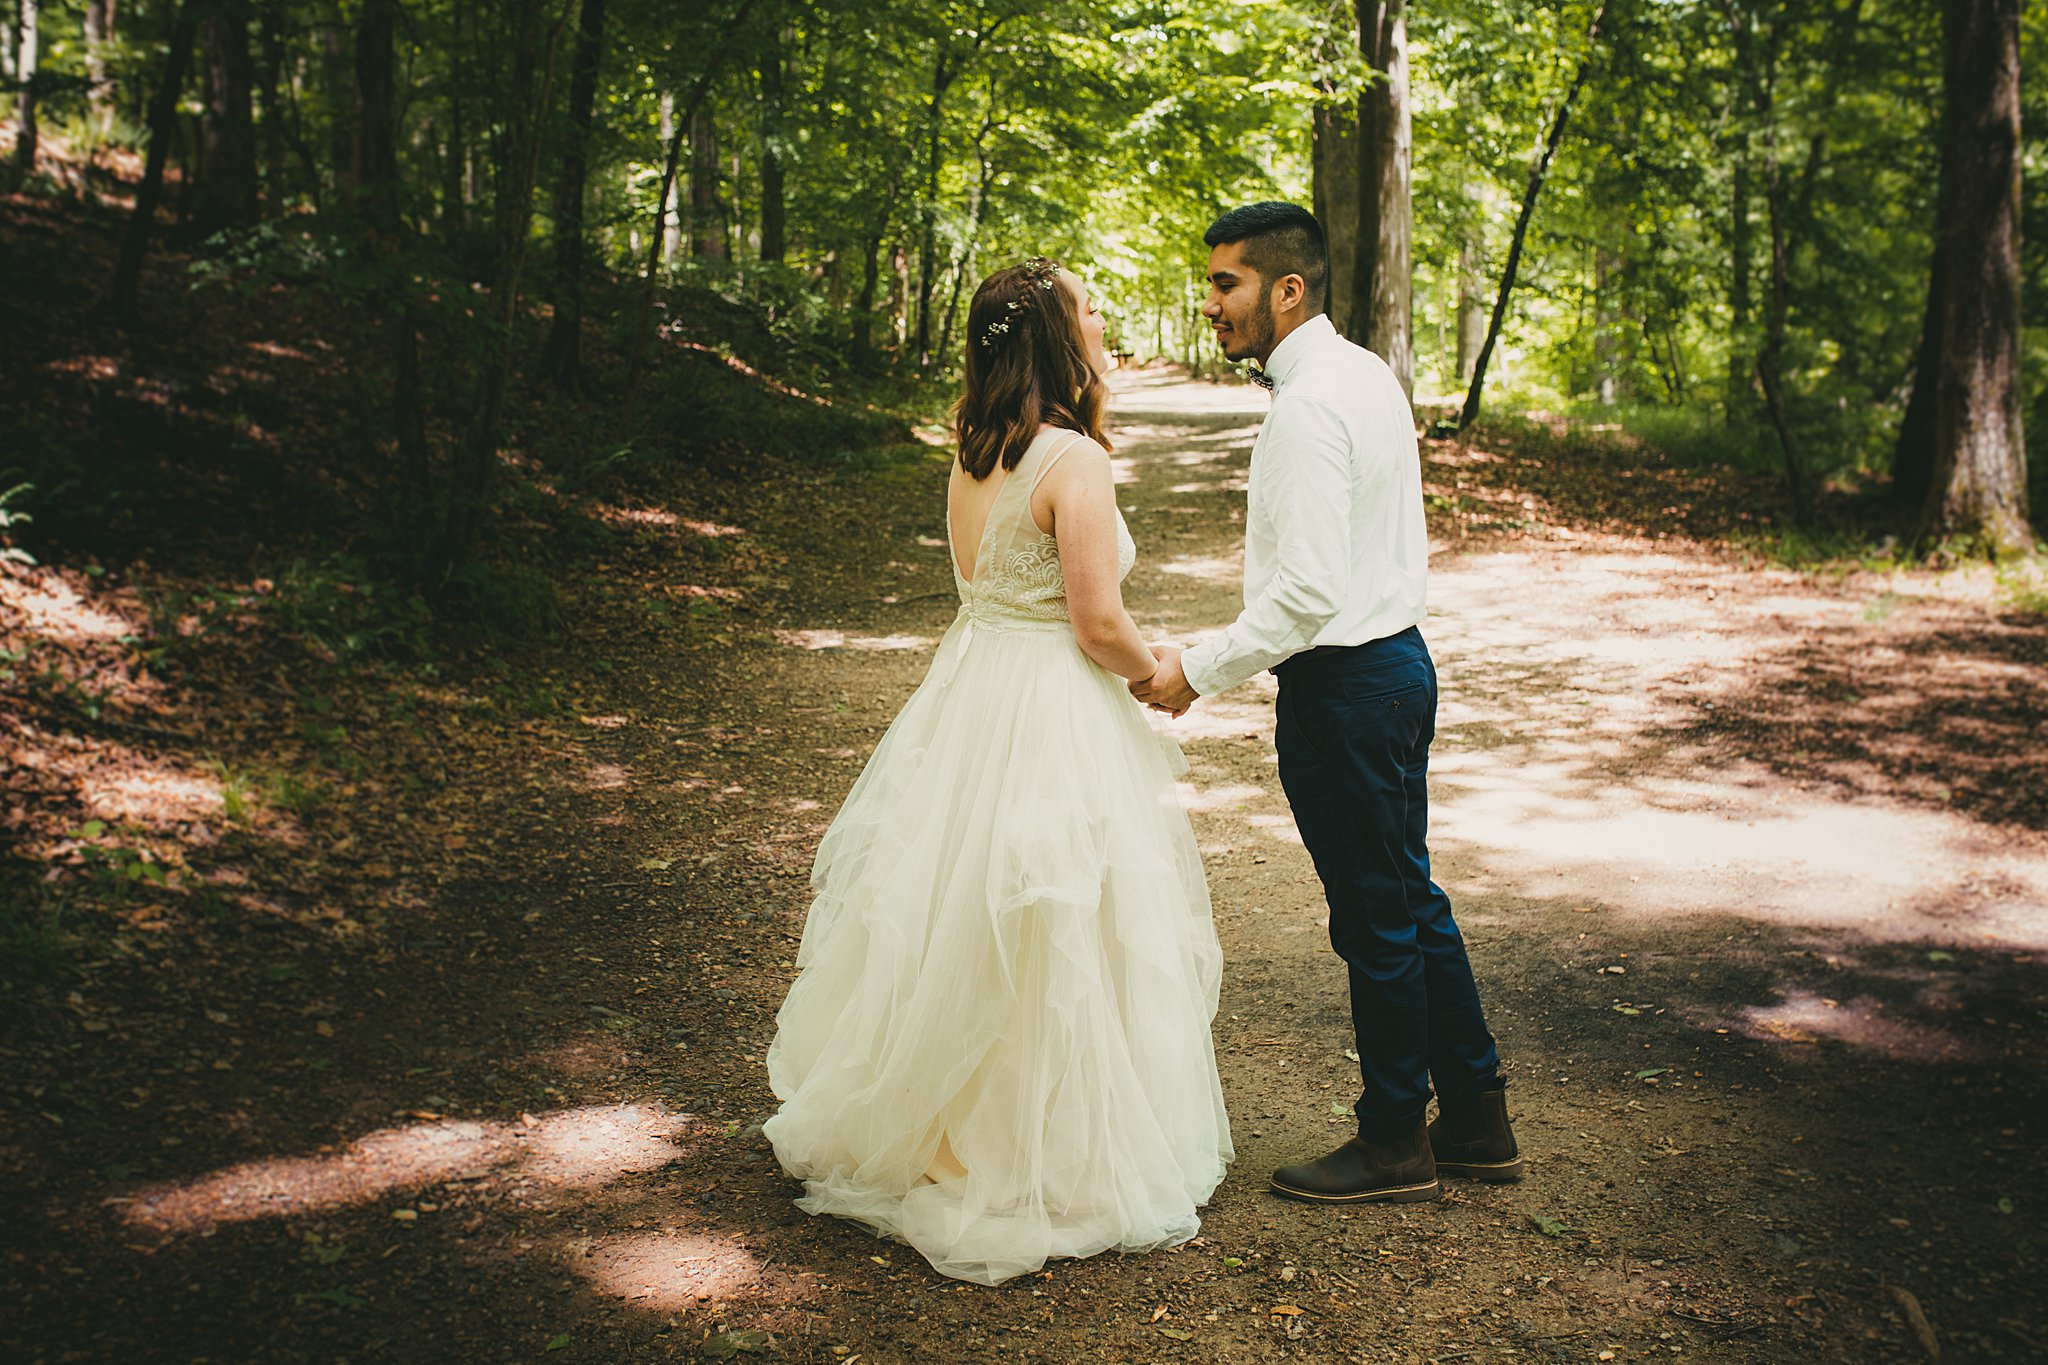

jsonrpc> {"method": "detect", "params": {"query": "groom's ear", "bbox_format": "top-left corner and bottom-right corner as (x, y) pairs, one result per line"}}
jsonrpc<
(1273, 271), (1308, 314)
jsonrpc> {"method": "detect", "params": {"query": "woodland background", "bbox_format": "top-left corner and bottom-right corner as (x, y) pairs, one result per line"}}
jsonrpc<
(2, 2), (2045, 1361)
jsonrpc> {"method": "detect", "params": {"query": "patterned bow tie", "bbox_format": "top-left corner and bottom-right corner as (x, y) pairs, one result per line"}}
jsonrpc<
(1246, 365), (1275, 391)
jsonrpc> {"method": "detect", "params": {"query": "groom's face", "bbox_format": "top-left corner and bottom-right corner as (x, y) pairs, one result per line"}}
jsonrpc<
(1202, 241), (1275, 364)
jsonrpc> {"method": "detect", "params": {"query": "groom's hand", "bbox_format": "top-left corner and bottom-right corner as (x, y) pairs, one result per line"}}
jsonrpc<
(1130, 645), (1199, 718)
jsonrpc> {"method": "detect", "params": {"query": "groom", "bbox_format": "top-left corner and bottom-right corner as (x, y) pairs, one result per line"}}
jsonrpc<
(1131, 202), (1523, 1202)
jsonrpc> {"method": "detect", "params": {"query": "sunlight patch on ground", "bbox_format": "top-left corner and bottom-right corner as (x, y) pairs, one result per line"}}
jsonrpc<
(773, 629), (931, 653)
(1175, 782), (1269, 814)
(1422, 547), (2048, 951)
(2, 573), (134, 643)
(582, 1230), (793, 1309)
(79, 766), (223, 827)
(594, 504), (680, 530)
(1157, 554), (1242, 583)
(1430, 760), (2048, 951)
(113, 1104), (692, 1237)
(1728, 988), (1983, 1063)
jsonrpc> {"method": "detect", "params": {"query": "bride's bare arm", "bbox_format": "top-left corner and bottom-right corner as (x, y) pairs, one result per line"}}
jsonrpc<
(1036, 440), (1156, 683)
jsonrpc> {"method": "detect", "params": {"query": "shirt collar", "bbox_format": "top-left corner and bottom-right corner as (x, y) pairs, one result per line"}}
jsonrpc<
(1261, 313), (1335, 390)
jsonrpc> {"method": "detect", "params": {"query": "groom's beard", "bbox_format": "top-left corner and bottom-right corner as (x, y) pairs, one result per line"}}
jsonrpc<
(1216, 290), (1275, 363)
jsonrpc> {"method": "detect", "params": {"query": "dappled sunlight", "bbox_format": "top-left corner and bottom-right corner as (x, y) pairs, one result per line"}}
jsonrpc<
(582, 1229), (799, 1309)
(773, 629), (931, 652)
(1727, 987), (1985, 1063)
(1157, 553), (1242, 583)
(78, 765), (223, 828)
(1106, 373), (1269, 417)
(594, 504), (681, 531)
(1174, 781), (1268, 814)
(1432, 761), (2048, 951)
(2, 570), (136, 643)
(113, 1103), (692, 1238)
(582, 761), (632, 791)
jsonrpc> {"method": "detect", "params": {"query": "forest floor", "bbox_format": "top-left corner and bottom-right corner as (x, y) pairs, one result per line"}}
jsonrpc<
(5, 356), (2047, 1364)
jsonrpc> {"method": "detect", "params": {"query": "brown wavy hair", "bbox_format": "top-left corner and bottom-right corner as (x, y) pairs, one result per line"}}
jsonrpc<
(953, 258), (1111, 479)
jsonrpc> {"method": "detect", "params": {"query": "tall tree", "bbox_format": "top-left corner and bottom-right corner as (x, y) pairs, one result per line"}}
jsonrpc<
(354, 0), (429, 504)
(1920, 0), (2030, 552)
(195, 0), (260, 235)
(1458, 0), (1608, 431)
(1353, 0), (1411, 394)
(84, 0), (116, 99)
(539, 0), (609, 391)
(436, 0), (572, 583)
(111, 0), (201, 322)
(1722, 2), (1809, 524)
(1312, 96), (1359, 340)
(11, 0), (38, 173)
(756, 17), (787, 264)
(688, 103), (727, 258)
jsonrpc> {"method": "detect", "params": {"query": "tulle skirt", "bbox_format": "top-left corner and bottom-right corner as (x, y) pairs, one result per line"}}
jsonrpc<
(763, 613), (1234, 1285)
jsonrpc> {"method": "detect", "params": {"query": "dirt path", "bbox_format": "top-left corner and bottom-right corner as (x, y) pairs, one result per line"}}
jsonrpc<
(15, 379), (2044, 1364)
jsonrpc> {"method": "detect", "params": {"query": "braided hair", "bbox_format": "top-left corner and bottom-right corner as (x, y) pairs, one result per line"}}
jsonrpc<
(953, 258), (1111, 480)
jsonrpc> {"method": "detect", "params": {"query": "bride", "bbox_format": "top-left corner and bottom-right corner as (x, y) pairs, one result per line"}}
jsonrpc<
(763, 257), (1234, 1285)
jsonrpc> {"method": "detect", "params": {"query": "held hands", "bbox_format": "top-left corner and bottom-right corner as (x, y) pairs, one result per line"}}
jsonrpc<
(1129, 644), (1199, 719)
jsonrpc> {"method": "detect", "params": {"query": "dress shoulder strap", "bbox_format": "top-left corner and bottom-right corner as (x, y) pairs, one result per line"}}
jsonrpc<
(1029, 430), (1092, 493)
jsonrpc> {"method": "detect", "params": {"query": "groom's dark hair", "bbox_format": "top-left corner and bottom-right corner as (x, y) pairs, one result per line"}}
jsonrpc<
(1204, 202), (1328, 312)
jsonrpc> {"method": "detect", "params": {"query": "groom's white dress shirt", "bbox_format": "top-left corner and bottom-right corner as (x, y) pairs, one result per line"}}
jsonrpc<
(1179, 313), (1430, 699)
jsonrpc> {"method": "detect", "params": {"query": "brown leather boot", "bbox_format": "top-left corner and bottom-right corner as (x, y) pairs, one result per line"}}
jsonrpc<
(1269, 1122), (1441, 1203)
(1428, 1087), (1526, 1181)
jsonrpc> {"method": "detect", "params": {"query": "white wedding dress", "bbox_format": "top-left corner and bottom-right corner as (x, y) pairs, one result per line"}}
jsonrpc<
(763, 427), (1234, 1285)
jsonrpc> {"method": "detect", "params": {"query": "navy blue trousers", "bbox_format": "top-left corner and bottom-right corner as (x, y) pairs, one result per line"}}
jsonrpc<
(1273, 627), (1502, 1143)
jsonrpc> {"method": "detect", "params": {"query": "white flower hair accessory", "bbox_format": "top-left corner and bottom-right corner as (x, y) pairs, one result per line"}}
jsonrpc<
(979, 257), (1062, 349)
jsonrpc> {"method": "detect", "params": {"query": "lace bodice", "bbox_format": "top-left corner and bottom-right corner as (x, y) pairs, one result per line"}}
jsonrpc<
(948, 429), (1137, 627)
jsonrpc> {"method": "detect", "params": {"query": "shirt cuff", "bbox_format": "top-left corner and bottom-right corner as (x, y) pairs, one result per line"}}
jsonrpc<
(1180, 642), (1232, 699)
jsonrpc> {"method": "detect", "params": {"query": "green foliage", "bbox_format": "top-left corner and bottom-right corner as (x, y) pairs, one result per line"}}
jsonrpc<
(67, 820), (171, 906)
(206, 758), (258, 826)
(0, 882), (79, 985)
(1997, 557), (2048, 616)
(271, 558), (435, 663)
(0, 481), (36, 567)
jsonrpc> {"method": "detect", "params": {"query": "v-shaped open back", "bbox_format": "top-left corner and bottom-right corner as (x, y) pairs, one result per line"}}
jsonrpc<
(947, 428), (1084, 588)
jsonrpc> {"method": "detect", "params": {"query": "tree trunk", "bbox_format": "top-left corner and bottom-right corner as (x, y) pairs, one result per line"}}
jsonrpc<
(540, 0), (609, 391)
(1728, 144), (1752, 416)
(320, 23), (355, 200)
(626, 9), (751, 384)
(853, 225), (885, 366)
(688, 103), (727, 258)
(1312, 95), (1360, 340)
(354, 0), (429, 507)
(437, 0), (570, 583)
(111, 0), (200, 322)
(1458, 0), (1608, 430)
(195, 0), (260, 235)
(253, 0), (291, 213)
(913, 50), (952, 371)
(1720, 3), (1811, 523)
(1593, 245), (1622, 406)
(1893, 238), (1943, 508)
(851, 172), (900, 369)
(756, 20), (786, 264)
(1456, 212), (1484, 383)
(1353, 0), (1411, 394)
(84, 0), (115, 99)
(1921, 0), (2030, 552)
(11, 0), (39, 174)
(657, 93), (680, 261)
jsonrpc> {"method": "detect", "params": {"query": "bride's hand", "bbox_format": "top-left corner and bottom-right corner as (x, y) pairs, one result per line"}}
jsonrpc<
(1129, 645), (1196, 718)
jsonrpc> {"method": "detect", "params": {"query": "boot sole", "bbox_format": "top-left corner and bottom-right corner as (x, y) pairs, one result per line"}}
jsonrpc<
(1435, 1157), (1527, 1182)
(1267, 1176), (1443, 1204)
